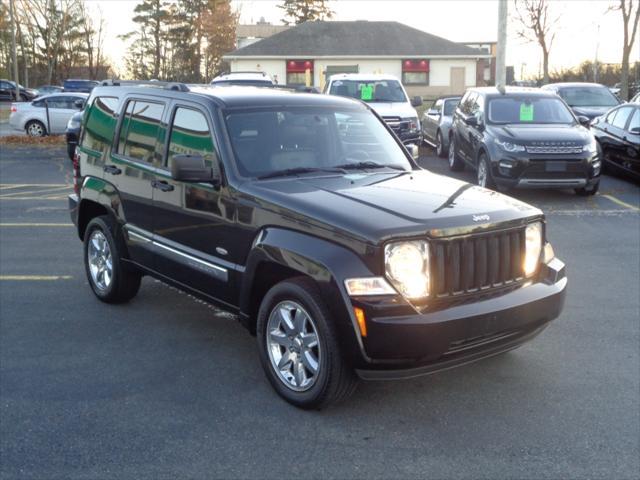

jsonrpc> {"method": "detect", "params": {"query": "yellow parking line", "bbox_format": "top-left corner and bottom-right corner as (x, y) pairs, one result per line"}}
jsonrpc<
(601, 194), (640, 212)
(0, 185), (71, 198)
(0, 223), (73, 227)
(0, 275), (73, 281)
(0, 196), (68, 200)
(0, 184), (68, 188)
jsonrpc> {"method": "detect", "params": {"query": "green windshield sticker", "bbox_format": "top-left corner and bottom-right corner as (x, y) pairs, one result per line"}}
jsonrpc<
(520, 103), (534, 121)
(360, 84), (374, 101)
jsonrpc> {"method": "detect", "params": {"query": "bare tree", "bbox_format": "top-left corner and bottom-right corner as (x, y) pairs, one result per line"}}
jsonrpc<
(609, 0), (640, 100)
(513, 0), (560, 84)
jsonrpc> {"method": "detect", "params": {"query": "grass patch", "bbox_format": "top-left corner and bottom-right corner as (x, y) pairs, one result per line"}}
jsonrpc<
(0, 135), (65, 145)
(0, 103), (9, 122)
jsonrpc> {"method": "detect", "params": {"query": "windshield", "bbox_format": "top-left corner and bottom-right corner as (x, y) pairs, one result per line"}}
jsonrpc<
(487, 97), (575, 124)
(557, 87), (619, 107)
(224, 106), (412, 178)
(329, 79), (407, 103)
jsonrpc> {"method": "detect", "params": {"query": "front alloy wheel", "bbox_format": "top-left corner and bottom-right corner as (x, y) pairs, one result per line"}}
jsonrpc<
(256, 278), (357, 409)
(266, 301), (321, 392)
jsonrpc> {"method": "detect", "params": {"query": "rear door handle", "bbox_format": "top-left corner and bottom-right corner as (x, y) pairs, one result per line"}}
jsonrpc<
(103, 164), (122, 175)
(151, 180), (175, 192)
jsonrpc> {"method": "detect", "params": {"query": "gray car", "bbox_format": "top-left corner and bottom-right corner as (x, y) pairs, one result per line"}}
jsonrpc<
(421, 96), (461, 157)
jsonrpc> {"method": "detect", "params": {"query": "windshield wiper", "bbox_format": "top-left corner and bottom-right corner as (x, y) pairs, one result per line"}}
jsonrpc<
(257, 167), (345, 180)
(334, 161), (407, 171)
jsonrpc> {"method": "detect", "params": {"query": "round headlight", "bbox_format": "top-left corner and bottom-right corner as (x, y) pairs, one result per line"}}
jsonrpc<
(384, 241), (430, 299)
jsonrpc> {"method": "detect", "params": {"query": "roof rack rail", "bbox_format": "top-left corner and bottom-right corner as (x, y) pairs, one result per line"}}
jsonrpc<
(99, 79), (190, 92)
(219, 71), (267, 76)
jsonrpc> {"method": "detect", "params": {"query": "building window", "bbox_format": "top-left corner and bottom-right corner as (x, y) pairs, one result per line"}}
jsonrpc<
(402, 59), (429, 85)
(286, 59), (314, 86)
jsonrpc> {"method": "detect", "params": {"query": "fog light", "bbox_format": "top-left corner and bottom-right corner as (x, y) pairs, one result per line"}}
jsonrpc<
(499, 160), (515, 176)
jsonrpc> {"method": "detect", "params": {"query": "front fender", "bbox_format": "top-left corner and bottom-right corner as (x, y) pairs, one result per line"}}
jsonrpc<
(241, 227), (379, 365)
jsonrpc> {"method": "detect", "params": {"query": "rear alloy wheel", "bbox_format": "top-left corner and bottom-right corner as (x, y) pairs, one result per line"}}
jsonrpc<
(436, 131), (446, 158)
(25, 120), (46, 137)
(84, 215), (141, 303)
(477, 153), (497, 190)
(257, 277), (357, 409)
(448, 135), (464, 171)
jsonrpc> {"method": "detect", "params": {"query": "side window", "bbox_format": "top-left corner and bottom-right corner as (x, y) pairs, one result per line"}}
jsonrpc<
(605, 109), (618, 125)
(458, 91), (471, 114)
(117, 100), (165, 163)
(167, 107), (218, 168)
(628, 108), (640, 134)
(46, 97), (68, 109)
(611, 107), (632, 130)
(81, 96), (119, 153)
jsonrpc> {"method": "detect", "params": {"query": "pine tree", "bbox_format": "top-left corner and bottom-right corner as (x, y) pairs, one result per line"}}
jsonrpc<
(278, 0), (333, 25)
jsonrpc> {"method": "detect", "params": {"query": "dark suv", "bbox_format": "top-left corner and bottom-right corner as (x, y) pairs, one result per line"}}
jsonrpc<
(69, 85), (566, 408)
(448, 87), (601, 195)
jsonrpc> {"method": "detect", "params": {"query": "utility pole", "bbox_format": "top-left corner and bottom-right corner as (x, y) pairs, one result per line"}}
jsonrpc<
(593, 24), (600, 83)
(495, 0), (508, 88)
(9, 0), (20, 100)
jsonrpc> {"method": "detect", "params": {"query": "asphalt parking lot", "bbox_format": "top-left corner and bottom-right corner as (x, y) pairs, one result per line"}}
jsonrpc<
(1, 145), (638, 479)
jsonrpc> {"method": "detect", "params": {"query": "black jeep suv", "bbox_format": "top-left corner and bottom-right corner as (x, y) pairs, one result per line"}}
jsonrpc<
(448, 87), (601, 195)
(69, 85), (566, 408)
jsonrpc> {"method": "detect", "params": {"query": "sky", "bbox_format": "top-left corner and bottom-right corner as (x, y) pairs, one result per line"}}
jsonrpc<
(86, 0), (638, 80)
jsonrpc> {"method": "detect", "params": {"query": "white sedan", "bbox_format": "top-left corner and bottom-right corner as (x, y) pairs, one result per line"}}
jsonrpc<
(9, 92), (88, 136)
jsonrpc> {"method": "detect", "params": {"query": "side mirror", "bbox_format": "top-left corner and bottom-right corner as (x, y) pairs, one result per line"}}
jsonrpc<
(630, 126), (640, 135)
(427, 108), (440, 116)
(464, 115), (479, 127)
(411, 96), (423, 107)
(577, 115), (590, 127)
(171, 154), (220, 184)
(74, 99), (85, 109)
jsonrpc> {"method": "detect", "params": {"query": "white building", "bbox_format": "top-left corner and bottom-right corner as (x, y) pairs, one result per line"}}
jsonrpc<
(223, 21), (491, 97)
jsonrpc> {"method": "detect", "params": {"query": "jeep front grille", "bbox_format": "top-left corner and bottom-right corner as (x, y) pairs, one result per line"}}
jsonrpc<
(430, 227), (526, 297)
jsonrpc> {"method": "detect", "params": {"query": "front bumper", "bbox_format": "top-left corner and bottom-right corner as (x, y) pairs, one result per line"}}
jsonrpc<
(489, 150), (600, 189)
(355, 257), (566, 379)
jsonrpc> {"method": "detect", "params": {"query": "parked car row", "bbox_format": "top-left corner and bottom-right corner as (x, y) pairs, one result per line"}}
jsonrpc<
(421, 82), (636, 190)
(1, 78), (100, 102)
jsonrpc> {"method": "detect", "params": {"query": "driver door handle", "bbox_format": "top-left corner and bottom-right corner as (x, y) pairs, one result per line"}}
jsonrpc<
(151, 179), (175, 192)
(103, 164), (122, 175)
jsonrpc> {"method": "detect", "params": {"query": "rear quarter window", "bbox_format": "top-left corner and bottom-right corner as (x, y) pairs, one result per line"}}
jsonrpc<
(81, 96), (119, 153)
(117, 100), (165, 163)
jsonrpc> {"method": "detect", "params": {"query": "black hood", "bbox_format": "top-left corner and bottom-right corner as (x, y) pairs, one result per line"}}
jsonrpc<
(242, 170), (541, 244)
(489, 123), (591, 146)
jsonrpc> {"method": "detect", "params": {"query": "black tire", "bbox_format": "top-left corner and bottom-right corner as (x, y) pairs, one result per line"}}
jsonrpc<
(575, 181), (599, 196)
(83, 215), (141, 304)
(256, 277), (358, 409)
(25, 120), (46, 137)
(448, 134), (464, 171)
(67, 143), (76, 162)
(477, 153), (497, 190)
(436, 130), (446, 158)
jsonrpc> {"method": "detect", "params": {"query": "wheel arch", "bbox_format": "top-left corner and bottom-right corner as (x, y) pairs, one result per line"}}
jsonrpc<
(238, 227), (375, 363)
(77, 177), (125, 240)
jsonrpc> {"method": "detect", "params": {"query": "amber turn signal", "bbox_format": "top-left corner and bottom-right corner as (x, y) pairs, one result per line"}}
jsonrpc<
(354, 307), (367, 337)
